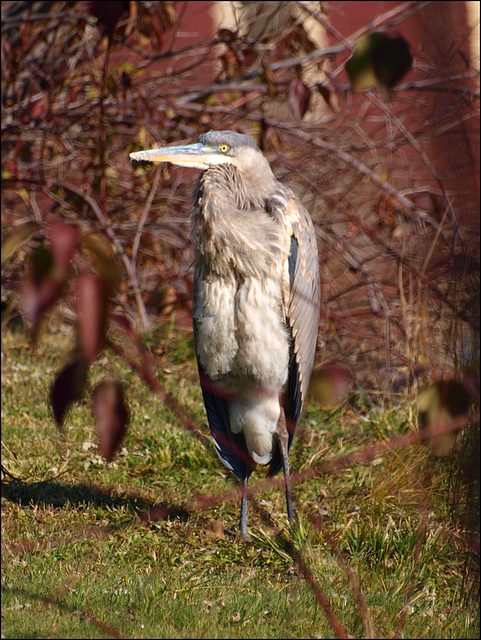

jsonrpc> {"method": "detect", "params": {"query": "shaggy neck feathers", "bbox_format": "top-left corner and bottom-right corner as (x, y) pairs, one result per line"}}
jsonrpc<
(191, 164), (285, 279)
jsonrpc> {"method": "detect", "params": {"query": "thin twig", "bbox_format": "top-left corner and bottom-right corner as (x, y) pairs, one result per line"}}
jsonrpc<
(367, 92), (464, 249)
(251, 499), (349, 639)
(285, 538), (349, 639)
(187, 414), (475, 520)
(45, 181), (148, 327)
(131, 164), (162, 331)
(272, 121), (446, 236)
(310, 513), (378, 639)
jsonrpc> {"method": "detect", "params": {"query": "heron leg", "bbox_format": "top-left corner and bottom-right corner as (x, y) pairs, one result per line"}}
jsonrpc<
(240, 476), (250, 540)
(277, 410), (294, 524)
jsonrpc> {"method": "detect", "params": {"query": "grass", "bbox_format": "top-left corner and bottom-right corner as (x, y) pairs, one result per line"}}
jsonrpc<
(1, 323), (479, 639)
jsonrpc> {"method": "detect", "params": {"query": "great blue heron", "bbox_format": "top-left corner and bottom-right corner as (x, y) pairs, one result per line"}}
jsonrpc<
(130, 130), (320, 538)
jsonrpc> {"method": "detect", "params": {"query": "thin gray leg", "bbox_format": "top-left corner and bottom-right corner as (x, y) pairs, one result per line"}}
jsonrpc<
(277, 410), (294, 524)
(240, 476), (250, 539)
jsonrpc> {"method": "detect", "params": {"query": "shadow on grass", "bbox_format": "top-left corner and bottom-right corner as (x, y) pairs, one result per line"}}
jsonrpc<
(1, 477), (190, 524)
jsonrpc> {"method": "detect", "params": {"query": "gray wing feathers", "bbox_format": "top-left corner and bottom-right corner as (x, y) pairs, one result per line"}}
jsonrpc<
(268, 197), (319, 477)
(288, 202), (320, 407)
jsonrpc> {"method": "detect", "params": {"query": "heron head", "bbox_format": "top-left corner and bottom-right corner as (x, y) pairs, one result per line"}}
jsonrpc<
(130, 130), (272, 177)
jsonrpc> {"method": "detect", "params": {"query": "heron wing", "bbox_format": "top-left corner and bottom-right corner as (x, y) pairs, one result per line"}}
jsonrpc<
(286, 199), (320, 416)
(268, 196), (320, 476)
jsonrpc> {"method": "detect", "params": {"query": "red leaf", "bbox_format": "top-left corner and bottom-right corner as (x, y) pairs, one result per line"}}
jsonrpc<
(92, 380), (129, 460)
(20, 246), (64, 335)
(46, 220), (79, 269)
(50, 359), (89, 428)
(77, 273), (108, 362)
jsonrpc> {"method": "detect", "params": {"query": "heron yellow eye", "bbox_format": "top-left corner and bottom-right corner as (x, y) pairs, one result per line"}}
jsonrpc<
(219, 144), (230, 153)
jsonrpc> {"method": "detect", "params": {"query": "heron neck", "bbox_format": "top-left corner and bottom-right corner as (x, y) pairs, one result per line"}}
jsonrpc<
(197, 164), (276, 211)
(191, 166), (284, 278)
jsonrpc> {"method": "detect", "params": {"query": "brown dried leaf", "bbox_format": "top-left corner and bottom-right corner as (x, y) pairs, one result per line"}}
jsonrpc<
(207, 519), (225, 538)
(288, 77), (311, 120)
(218, 28), (237, 42)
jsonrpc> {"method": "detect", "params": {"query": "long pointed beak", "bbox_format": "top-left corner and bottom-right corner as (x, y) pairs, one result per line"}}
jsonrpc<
(129, 142), (230, 170)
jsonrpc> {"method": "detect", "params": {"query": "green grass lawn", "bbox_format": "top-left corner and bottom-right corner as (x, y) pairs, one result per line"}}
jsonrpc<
(1, 325), (478, 639)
